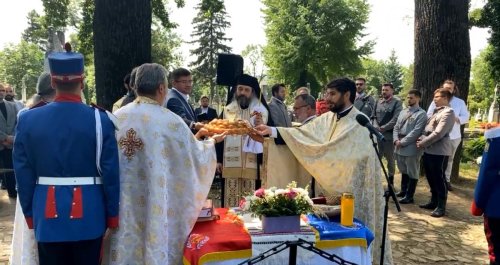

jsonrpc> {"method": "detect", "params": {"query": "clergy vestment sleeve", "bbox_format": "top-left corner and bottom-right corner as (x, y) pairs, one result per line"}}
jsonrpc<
(12, 115), (36, 228)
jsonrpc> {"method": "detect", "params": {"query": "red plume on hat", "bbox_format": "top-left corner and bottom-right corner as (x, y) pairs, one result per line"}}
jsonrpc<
(64, 42), (72, 52)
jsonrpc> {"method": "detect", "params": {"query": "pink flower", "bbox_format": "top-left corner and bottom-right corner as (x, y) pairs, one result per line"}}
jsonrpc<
(239, 198), (246, 209)
(286, 189), (297, 199)
(254, 188), (265, 198)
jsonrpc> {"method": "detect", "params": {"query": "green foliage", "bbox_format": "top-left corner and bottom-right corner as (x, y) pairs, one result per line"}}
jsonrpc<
(189, 0), (232, 101)
(469, 45), (496, 114)
(383, 49), (404, 93)
(151, 22), (182, 70)
(461, 137), (486, 163)
(470, 0), (500, 82)
(42, 0), (70, 29)
(262, 0), (373, 97)
(77, 0), (94, 63)
(400, 63), (414, 96)
(242, 44), (265, 83)
(0, 41), (45, 97)
(359, 58), (385, 95)
(22, 10), (49, 50)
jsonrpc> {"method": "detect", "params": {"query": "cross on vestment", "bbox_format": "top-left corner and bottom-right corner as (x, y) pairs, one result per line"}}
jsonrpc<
(118, 128), (144, 160)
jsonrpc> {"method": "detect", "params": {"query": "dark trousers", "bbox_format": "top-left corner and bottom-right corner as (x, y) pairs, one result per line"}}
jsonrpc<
(0, 148), (16, 197)
(485, 217), (500, 265)
(38, 236), (103, 265)
(423, 153), (448, 200)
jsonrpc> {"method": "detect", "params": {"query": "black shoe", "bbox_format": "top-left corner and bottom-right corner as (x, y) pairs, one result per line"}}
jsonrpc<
(399, 179), (417, 204)
(419, 201), (437, 209)
(431, 208), (445, 217)
(399, 197), (414, 204)
(397, 174), (409, 197)
(446, 182), (453, 191)
(430, 198), (447, 217)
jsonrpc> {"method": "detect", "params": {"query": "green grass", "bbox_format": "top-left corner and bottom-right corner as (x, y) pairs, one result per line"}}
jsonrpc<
(459, 162), (480, 180)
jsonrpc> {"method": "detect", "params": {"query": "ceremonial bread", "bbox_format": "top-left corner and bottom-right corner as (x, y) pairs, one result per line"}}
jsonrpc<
(203, 119), (252, 135)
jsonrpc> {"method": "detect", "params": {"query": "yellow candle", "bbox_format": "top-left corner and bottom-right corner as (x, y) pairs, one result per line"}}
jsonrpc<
(340, 192), (354, 227)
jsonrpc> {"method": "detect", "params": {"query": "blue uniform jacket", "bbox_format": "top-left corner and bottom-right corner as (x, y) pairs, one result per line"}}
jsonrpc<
(13, 100), (120, 242)
(473, 127), (500, 218)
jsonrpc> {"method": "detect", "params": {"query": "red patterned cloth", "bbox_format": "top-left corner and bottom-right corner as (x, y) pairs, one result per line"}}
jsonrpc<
(183, 208), (252, 265)
(316, 100), (330, 116)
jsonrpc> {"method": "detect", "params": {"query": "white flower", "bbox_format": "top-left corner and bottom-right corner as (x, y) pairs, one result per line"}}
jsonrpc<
(275, 189), (287, 196)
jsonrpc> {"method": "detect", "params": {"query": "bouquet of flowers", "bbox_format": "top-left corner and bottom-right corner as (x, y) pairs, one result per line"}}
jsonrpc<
(240, 182), (314, 217)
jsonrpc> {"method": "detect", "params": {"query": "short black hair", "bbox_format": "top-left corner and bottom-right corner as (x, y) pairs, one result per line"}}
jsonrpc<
(170, 68), (191, 82)
(271, 83), (285, 97)
(382, 83), (394, 89)
(408, 89), (421, 98)
(200, 95), (209, 100)
(325, 78), (356, 103)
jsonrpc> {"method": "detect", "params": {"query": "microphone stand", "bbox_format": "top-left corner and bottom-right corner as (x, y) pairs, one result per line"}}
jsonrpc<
(368, 132), (401, 265)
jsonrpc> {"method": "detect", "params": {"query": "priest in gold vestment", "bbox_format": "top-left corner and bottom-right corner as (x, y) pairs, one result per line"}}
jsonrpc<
(216, 74), (274, 207)
(103, 63), (225, 265)
(257, 78), (393, 264)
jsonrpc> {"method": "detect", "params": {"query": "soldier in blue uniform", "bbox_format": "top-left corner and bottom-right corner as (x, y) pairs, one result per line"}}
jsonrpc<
(472, 127), (500, 265)
(13, 44), (120, 265)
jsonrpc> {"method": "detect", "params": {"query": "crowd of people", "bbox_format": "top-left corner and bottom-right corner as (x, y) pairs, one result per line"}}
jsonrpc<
(1, 44), (498, 265)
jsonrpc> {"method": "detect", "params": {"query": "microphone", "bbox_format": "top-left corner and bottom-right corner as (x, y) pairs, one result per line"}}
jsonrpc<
(355, 114), (385, 142)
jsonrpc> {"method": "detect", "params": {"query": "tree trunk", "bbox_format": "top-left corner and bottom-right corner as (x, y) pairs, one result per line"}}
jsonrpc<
(94, 0), (152, 110)
(414, 0), (471, 182)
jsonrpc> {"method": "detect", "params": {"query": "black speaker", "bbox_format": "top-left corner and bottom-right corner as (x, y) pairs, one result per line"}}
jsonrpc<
(216, 53), (244, 86)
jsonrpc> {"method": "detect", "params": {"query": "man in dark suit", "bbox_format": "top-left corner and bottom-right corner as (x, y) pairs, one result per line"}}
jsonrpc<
(0, 83), (18, 197)
(194, 95), (218, 123)
(164, 68), (204, 132)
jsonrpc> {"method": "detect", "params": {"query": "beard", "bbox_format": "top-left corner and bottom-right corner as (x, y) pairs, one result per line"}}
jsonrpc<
(4, 95), (14, 101)
(328, 99), (345, 113)
(237, 95), (251, 109)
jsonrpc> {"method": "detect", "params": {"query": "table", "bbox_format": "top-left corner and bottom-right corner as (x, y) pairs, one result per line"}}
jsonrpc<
(183, 209), (374, 265)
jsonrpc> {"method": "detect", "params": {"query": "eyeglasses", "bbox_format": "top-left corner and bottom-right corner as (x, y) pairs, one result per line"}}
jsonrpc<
(355, 83), (364, 86)
(175, 80), (193, 84)
(293, 105), (308, 111)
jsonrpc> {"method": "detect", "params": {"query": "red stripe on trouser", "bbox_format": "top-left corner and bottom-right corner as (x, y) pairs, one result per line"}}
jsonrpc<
(485, 216), (500, 264)
(70, 187), (83, 218)
(44, 186), (57, 218)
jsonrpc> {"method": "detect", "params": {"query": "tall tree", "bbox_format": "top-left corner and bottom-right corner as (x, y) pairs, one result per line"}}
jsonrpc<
(414, 0), (471, 181)
(0, 41), (45, 98)
(262, 0), (372, 97)
(360, 58), (385, 96)
(383, 49), (404, 94)
(22, 10), (49, 50)
(470, 0), (500, 82)
(189, 0), (232, 101)
(400, 63), (414, 97)
(242, 44), (266, 83)
(469, 45), (496, 115)
(151, 21), (183, 70)
(93, 0), (152, 110)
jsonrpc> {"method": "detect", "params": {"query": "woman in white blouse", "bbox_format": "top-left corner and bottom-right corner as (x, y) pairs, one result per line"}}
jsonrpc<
(426, 80), (470, 191)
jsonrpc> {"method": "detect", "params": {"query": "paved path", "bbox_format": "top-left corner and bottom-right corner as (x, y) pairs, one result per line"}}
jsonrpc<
(0, 175), (490, 264)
